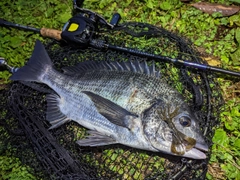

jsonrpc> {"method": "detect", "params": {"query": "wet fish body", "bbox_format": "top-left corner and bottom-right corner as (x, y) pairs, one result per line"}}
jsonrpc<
(11, 40), (208, 159)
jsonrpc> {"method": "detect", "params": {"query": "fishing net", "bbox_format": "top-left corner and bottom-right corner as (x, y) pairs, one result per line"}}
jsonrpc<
(0, 22), (223, 180)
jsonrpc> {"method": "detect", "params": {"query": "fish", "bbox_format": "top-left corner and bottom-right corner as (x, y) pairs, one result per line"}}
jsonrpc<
(10, 40), (208, 159)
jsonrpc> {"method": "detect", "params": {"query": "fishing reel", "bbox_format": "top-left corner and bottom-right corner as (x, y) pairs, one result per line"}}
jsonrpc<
(61, 3), (121, 48)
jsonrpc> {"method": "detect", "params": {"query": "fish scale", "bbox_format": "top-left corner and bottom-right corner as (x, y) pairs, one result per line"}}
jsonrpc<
(67, 70), (173, 114)
(10, 40), (209, 159)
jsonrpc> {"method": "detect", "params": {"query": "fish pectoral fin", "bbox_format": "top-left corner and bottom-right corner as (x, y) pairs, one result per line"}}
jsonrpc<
(82, 91), (138, 129)
(76, 130), (116, 146)
(46, 93), (70, 129)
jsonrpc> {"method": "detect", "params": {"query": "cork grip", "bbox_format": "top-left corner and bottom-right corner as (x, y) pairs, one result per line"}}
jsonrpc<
(40, 28), (62, 41)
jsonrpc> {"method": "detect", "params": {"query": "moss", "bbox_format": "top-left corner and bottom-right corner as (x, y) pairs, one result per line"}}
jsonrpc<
(0, 156), (37, 180)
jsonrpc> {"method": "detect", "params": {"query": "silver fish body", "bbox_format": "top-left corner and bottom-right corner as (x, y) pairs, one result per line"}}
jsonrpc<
(11, 40), (208, 159)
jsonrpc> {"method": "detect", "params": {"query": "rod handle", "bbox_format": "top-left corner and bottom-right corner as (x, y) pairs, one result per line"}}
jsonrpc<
(40, 28), (62, 41)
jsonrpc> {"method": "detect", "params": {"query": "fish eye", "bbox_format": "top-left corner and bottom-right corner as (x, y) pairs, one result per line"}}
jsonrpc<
(179, 116), (191, 127)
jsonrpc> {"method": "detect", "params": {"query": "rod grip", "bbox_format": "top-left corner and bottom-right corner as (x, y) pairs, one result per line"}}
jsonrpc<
(40, 28), (62, 41)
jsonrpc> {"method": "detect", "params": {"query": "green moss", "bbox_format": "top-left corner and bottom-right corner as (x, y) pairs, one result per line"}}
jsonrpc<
(0, 156), (36, 180)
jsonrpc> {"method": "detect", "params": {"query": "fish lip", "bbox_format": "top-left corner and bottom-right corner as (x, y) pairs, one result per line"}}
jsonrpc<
(180, 144), (208, 159)
(194, 142), (209, 152)
(185, 147), (207, 159)
(183, 142), (208, 159)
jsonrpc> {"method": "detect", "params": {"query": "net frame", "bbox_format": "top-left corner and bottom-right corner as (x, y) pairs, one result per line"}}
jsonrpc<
(0, 22), (223, 180)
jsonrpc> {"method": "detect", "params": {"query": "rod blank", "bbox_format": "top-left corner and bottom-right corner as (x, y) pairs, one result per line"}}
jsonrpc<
(0, 19), (62, 40)
(107, 44), (240, 77)
(0, 18), (40, 33)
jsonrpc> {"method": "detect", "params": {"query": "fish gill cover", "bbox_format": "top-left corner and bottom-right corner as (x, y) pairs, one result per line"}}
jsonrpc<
(0, 22), (223, 179)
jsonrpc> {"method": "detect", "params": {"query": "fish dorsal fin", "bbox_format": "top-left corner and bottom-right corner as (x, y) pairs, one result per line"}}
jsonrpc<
(62, 60), (160, 78)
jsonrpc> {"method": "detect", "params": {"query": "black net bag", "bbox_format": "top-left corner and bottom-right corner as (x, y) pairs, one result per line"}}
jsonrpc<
(0, 22), (223, 180)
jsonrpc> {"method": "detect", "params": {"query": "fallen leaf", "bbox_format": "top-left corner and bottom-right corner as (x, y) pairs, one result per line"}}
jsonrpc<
(226, 81), (240, 99)
(208, 163), (226, 180)
(190, 2), (240, 17)
(202, 56), (222, 66)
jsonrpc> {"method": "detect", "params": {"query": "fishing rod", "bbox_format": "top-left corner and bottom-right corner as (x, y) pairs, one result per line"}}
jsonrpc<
(0, 5), (239, 78)
(0, 57), (18, 73)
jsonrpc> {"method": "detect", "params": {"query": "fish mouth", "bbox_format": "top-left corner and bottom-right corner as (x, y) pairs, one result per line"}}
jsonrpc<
(170, 134), (209, 159)
(195, 142), (209, 152)
(182, 135), (209, 159)
(183, 142), (208, 159)
(185, 147), (206, 159)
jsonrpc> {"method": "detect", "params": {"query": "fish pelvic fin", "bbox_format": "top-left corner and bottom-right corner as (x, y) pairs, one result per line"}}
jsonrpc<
(76, 130), (116, 146)
(46, 93), (70, 129)
(10, 40), (53, 83)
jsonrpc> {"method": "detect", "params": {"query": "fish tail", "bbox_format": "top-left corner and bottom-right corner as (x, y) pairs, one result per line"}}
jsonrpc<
(10, 40), (53, 83)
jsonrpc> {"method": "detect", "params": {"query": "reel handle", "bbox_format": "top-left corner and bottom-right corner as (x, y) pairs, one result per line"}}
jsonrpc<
(40, 28), (62, 41)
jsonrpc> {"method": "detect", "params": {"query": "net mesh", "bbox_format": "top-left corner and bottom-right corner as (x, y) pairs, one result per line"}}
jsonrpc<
(0, 22), (223, 180)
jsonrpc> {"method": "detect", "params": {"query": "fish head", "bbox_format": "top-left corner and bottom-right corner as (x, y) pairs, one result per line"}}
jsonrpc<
(143, 101), (208, 159)
(171, 103), (208, 149)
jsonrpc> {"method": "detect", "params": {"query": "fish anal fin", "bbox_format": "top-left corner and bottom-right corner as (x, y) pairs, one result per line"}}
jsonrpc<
(76, 130), (116, 146)
(46, 94), (70, 129)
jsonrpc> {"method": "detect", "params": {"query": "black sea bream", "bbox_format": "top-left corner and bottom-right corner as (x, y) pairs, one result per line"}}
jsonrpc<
(11, 40), (208, 159)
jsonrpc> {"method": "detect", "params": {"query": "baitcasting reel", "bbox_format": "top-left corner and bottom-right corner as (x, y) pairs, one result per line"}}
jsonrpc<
(61, 2), (121, 47)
